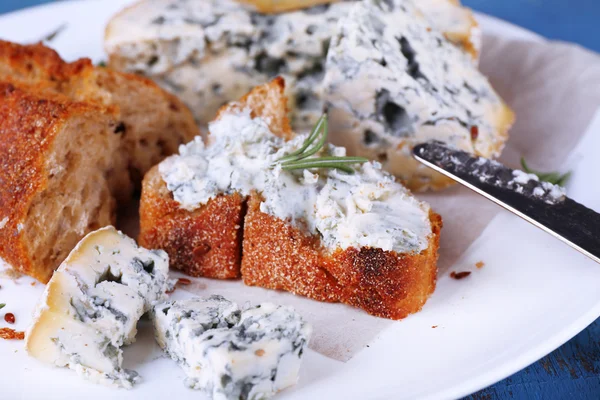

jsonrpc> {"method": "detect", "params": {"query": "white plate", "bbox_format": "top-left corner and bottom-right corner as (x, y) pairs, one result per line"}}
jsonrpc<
(1, 1), (599, 399)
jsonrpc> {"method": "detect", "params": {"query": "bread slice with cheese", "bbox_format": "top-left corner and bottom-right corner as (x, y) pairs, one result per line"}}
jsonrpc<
(104, 0), (480, 132)
(0, 40), (199, 198)
(139, 78), (291, 279)
(323, 0), (514, 191)
(140, 78), (442, 319)
(0, 83), (120, 283)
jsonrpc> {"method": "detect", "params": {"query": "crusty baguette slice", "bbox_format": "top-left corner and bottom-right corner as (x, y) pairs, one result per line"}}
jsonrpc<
(139, 77), (290, 278)
(0, 83), (119, 283)
(242, 193), (442, 319)
(0, 40), (199, 198)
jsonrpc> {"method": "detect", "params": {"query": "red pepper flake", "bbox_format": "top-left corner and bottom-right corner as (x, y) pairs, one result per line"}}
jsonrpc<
(4, 312), (15, 324)
(177, 278), (192, 286)
(470, 125), (479, 141)
(475, 261), (485, 269)
(0, 327), (24, 340)
(432, 325), (438, 329)
(450, 271), (471, 280)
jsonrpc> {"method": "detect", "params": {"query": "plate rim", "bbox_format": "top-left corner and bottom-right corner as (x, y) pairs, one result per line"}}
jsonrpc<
(0, 2), (597, 400)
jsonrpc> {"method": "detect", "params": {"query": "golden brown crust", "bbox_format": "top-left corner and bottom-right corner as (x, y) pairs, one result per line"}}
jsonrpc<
(0, 40), (199, 192)
(0, 83), (117, 282)
(215, 76), (293, 140)
(242, 193), (442, 319)
(139, 166), (244, 279)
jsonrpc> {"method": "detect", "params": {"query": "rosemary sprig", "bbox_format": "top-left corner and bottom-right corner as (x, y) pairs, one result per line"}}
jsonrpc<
(521, 158), (571, 186)
(0, 303), (5, 310)
(277, 115), (368, 173)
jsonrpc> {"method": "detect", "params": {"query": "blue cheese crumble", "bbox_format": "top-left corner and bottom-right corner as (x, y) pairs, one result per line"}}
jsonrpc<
(25, 227), (170, 389)
(159, 108), (433, 254)
(153, 296), (311, 400)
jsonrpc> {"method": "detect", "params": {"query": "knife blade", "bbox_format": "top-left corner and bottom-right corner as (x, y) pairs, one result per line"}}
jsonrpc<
(413, 141), (600, 264)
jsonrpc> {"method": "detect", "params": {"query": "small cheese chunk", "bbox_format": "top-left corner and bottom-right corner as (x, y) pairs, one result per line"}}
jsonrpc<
(153, 297), (311, 399)
(25, 226), (170, 389)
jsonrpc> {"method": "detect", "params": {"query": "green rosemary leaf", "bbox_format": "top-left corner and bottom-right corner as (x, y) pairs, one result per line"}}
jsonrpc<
(520, 157), (571, 186)
(275, 114), (368, 173)
(98, 61), (107, 68)
(40, 23), (67, 43)
(278, 115), (326, 163)
(0, 303), (5, 310)
(281, 156), (369, 173)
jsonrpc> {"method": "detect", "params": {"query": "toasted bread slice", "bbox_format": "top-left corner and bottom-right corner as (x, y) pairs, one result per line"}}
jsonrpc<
(0, 40), (199, 198)
(0, 83), (119, 283)
(242, 193), (442, 319)
(139, 169), (244, 279)
(141, 78), (442, 319)
(139, 78), (290, 278)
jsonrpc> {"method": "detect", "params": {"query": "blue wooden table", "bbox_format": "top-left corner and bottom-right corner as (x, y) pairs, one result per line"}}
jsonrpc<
(1, 1), (599, 399)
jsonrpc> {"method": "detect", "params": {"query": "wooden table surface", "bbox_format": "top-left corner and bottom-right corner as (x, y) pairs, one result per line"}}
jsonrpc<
(1, 1), (599, 399)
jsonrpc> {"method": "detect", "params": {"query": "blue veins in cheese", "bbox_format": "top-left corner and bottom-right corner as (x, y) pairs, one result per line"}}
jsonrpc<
(153, 296), (311, 400)
(104, 0), (479, 131)
(323, 0), (511, 189)
(25, 226), (170, 389)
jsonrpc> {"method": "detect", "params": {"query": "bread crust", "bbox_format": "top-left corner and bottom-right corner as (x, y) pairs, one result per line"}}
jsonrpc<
(139, 166), (244, 279)
(242, 192), (442, 319)
(0, 83), (117, 282)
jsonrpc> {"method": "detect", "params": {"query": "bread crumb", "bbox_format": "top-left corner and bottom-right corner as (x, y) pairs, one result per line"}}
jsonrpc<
(0, 328), (24, 340)
(450, 271), (471, 280)
(475, 261), (485, 269)
(30, 281), (36, 286)
(0, 268), (23, 281)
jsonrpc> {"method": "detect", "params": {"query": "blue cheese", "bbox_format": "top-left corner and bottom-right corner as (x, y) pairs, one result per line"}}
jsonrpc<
(25, 227), (170, 389)
(159, 108), (432, 254)
(105, 0), (480, 131)
(323, 0), (512, 190)
(153, 297), (311, 400)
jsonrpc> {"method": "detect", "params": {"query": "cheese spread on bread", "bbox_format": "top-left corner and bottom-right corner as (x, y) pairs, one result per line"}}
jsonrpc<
(159, 108), (432, 253)
(153, 297), (310, 399)
(25, 227), (170, 388)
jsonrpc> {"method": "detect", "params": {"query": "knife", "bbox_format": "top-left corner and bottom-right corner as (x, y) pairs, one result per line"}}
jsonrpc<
(413, 141), (600, 264)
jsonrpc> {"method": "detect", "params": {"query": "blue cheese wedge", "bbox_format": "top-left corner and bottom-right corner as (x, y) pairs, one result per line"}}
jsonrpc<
(153, 297), (311, 400)
(159, 108), (433, 254)
(323, 0), (513, 191)
(105, 0), (481, 131)
(25, 226), (170, 389)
